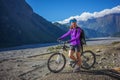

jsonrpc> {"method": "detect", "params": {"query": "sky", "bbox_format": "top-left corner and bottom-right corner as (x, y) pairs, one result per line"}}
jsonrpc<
(26, 0), (120, 22)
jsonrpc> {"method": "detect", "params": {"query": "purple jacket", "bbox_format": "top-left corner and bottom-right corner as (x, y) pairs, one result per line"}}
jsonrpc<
(60, 27), (81, 46)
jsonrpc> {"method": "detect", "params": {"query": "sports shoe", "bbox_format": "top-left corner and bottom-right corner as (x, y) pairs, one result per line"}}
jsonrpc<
(69, 61), (77, 68)
(73, 65), (80, 73)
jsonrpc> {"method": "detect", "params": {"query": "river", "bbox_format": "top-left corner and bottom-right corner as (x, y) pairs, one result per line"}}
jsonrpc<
(0, 37), (120, 52)
(87, 37), (120, 45)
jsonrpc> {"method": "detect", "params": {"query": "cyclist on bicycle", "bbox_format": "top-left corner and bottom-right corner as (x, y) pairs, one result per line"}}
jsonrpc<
(58, 18), (82, 72)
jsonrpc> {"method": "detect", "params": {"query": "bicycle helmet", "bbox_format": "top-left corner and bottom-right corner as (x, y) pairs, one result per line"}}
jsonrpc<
(69, 18), (77, 23)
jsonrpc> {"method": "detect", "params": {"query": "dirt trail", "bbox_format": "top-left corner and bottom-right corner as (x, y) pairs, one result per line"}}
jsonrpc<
(0, 42), (120, 80)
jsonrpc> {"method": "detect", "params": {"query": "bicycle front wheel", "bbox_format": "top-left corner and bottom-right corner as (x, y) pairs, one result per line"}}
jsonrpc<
(81, 50), (96, 70)
(47, 53), (66, 73)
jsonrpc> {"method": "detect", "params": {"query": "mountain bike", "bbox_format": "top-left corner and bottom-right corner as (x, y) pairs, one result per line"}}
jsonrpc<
(47, 40), (96, 73)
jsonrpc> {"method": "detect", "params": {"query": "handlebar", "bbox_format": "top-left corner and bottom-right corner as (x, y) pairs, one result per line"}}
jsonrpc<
(57, 40), (69, 50)
(57, 40), (67, 44)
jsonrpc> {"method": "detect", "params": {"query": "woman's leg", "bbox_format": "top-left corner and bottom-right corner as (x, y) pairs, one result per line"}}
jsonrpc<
(76, 52), (82, 66)
(68, 50), (77, 61)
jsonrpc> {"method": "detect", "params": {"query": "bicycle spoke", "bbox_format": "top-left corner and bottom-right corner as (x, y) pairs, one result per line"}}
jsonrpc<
(47, 53), (66, 73)
(81, 50), (96, 69)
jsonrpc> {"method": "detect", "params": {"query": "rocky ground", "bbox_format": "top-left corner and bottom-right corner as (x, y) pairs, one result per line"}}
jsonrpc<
(0, 41), (120, 80)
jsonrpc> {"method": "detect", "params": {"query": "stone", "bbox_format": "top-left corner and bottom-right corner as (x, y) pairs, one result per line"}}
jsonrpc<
(96, 49), (101, 52)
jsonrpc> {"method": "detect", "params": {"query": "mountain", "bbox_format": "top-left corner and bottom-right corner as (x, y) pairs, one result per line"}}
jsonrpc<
(82, 28), (109, 38)
(56, 13), (120, 38)
(78, 13), (120, 36)
(112, 32), (120, 37)
(53, 22), (109, 38)
(53, 22), (69, 31)
(57, 6), (120, 38)
(0, 0), (65, 48)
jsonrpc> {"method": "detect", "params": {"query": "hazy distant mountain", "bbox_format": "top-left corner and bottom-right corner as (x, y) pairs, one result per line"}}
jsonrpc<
(57, 6), (120, 37)
(53, 22), (69, 31)
(0, 0), (65, 48)
(82, 28), (109, 38)
(79, 13), (120, 36)
(112, 32), (120, 37)
(56, 13), (120, 38)
(53, 22), (109, 38)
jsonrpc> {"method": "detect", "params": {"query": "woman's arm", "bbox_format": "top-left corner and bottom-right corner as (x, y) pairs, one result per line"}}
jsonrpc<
(59, 29), (71, 39)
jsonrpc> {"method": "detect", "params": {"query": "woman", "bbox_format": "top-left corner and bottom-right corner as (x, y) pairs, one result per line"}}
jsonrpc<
(58, 18), (82, 72)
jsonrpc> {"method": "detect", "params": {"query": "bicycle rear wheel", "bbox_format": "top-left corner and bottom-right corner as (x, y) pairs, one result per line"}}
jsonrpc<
(47, 53), (66, 73)
(81, 50), (96, 69)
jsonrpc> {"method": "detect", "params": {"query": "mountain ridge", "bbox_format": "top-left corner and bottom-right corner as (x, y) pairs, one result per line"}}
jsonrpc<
(55, 13), (120, 38)
(0, 0), (65, 48)
(79, 13), (120, 36)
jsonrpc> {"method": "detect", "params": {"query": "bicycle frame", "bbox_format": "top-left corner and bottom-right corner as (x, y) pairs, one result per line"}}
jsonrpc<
(58, 40), (84, 55)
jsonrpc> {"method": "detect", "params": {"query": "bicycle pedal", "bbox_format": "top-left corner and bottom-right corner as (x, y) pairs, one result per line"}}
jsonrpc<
(69, 61), (78, 68)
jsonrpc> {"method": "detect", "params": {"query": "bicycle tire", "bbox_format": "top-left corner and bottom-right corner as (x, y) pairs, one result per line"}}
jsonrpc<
(47, 53), (66, 73)
(81, 50), (96, 70)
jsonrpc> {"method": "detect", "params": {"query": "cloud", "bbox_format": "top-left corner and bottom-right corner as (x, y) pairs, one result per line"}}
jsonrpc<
(57, 5), (120, 24)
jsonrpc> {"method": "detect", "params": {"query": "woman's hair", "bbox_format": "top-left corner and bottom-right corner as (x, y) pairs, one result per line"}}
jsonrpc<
(70, 23), (77, 29)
